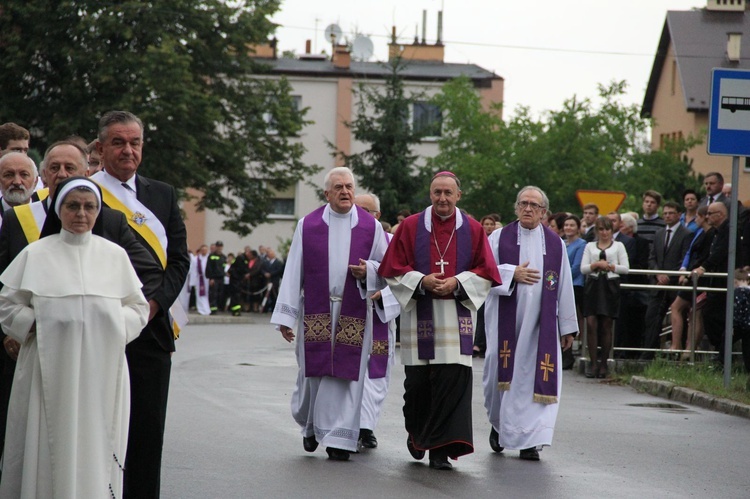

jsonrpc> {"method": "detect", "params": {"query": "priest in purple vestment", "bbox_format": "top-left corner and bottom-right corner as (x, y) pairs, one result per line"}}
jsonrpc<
(483, 186), (578, 461)
(271, 167), (388, 462)
(379, 171), (501, 471)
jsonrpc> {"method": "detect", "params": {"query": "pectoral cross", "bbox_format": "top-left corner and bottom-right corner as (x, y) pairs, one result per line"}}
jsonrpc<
(540, 353), (554, 382)
(435, 258), (449, 274)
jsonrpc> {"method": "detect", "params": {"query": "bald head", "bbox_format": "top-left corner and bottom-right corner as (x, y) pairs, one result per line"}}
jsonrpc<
(354, 194), (381, 220)
(707, 201), (727, 227)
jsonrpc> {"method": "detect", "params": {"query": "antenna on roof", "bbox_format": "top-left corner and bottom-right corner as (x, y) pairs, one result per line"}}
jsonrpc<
(352, 35), (374, 61)
(324, 23), (342, 45)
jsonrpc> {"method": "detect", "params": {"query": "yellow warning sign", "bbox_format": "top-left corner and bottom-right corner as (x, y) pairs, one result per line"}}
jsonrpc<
(575, 190), (627, 214)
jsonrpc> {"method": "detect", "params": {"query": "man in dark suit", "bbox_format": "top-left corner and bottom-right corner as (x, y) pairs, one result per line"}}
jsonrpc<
(582, 203), (599, 242)
(700, 172), (730, 208)
(692, 202), (740, 361)
(0, 140), (163, 465)
(92, 110), (189, 499)
(640, 201), (693, 360)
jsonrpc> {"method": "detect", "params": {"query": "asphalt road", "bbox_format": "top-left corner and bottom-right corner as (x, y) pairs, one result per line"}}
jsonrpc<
(161, 320), (750, 498)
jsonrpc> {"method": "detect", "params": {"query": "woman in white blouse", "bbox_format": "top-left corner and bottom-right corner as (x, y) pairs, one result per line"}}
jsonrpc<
(581, 216), (629, 378)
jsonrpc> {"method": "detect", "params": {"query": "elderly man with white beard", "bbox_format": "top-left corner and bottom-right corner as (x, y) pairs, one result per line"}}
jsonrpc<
(0, 152), (40, 219)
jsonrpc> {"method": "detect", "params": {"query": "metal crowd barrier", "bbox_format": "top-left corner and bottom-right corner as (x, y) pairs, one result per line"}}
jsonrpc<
(581, 268), (732, 366)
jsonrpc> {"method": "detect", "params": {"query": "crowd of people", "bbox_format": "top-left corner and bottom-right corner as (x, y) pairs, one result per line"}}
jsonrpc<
(271, 166), (750, 472)
(0, 116), (188, 498)
(180, 242), (285, 317)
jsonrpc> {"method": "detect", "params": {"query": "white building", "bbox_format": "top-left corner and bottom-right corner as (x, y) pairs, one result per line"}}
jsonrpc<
(183, 31), (504, 256)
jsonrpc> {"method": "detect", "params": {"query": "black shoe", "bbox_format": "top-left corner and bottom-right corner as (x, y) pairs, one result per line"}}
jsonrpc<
(489, 427), (504, 453)
(232, 310), (241, 317)
(359, 429), (378, 449)
(519, 447), (540, 461)
(303, 435), (318, 452)
(326, 447), (350, 461)
(429, 455), (453, 470)
(407, 437), (425, 460)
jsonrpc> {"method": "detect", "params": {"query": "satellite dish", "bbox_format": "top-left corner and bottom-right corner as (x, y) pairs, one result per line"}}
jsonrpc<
(324, 23), (342, 44)
(351, 35), (374, 61)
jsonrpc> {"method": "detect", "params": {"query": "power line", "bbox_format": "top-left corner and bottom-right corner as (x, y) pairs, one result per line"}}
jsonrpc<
(275, 23), (658, 58)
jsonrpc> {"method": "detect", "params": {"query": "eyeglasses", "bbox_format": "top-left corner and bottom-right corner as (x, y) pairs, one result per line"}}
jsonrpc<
(517, 201), (544, 210)
(707, 211), (719, 216)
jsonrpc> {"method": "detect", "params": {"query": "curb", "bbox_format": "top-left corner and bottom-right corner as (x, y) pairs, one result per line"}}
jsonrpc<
(629, 376), (750, 420)
(185, 312), (271, 325)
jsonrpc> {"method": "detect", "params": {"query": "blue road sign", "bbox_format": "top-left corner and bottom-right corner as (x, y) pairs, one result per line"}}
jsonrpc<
(708, 68), (750, 156)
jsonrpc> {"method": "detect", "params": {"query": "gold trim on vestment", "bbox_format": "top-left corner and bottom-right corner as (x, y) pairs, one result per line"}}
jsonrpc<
(303, 313), (332, 343)
(335, 315), (365, 347)
(371, 340), (388, 356)
(533, 394), (559, 405)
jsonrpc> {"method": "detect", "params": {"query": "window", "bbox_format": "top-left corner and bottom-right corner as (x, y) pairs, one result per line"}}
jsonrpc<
(269, 184), (296, 218)
(412, 101), (442, 138)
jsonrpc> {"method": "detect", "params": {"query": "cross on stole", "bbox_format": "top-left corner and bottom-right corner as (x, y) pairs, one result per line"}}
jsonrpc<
(540, 353), (554, 382)
(500, 340), (511, 369)
(435, 258), (448, 274)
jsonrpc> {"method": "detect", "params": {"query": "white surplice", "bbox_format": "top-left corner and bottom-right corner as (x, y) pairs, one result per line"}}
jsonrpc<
(483, 224), (578, 450)
(271, 205), (387, 452)
(0, 230), (149, 499)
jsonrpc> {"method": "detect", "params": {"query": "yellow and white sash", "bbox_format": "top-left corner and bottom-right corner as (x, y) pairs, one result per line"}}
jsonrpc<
(14, 201), (48, 244)
(91, 172), (187, 337)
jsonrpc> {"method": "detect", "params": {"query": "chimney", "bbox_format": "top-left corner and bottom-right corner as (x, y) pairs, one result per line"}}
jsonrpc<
(728, 32), (742, 62)
(305, 39), (311, 54)
(332, 44), (351, 69)
(437, 11), (443, 45)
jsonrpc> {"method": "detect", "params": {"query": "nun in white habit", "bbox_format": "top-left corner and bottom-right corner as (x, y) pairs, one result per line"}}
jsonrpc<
(0, 177), (149, 499)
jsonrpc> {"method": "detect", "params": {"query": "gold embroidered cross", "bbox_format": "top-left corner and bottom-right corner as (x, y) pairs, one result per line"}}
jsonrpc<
(540, 353), (554, 382)
(500, 340), (511, 369)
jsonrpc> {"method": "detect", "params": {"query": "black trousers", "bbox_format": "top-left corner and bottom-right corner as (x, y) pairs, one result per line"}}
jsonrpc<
(124, 337), (172, 499)
(403, 364), (473, 459)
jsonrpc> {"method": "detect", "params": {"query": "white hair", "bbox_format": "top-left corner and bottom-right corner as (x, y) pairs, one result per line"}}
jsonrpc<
(621, 214), (637, 232)
(0, 151), (37, 178)
(324, 167), (355, 191)
(515, 185), (550, 211)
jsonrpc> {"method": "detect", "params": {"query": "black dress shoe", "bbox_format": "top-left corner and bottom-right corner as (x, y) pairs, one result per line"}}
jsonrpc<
(429, 456), (453, 470)
(407, 437), (425, 460)
(303, 435), (318, 452)
(326, 447), (350, 461)
(489, 427), (504, 453)
(519, 447), (540, 461)
(359, 429), (378, 449)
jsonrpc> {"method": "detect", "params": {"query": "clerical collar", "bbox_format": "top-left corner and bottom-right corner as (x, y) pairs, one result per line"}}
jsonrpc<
(435, 210), (455, 221)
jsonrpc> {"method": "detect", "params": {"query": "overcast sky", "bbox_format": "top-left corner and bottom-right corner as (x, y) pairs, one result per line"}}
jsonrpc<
(270, 0), (702, 117)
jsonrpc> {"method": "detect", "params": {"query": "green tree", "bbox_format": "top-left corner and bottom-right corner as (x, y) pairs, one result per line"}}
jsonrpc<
(0, 0), (318, 235)
(430, 78), (703, 219)
(332, 58), (428, 223)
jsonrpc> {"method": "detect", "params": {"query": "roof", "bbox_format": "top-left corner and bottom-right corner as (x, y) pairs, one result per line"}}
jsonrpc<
(253, 57), (503, 87)
(642, 9), (750, 117)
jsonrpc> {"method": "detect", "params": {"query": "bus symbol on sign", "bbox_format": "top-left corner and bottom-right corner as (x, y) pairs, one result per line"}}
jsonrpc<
(721, 96), (750, 113)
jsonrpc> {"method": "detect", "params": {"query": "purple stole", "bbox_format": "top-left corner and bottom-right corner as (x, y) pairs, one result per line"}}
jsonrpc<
(369, 232), (391, 379)
(197, 256), (206, 296)
(496, 221), (562, 404)
(414, 209), (474, 359)
(302, 205), (375, 381)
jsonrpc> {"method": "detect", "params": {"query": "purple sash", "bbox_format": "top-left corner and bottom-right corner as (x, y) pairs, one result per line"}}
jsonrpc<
(302, 205), (375, 381)
(414, 209), (473, 359)
(496, 221), (562, 404)
(368, 317), (388, 378)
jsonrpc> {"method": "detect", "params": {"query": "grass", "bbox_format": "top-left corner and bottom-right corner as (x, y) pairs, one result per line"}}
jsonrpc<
(616, 357), (750, 406)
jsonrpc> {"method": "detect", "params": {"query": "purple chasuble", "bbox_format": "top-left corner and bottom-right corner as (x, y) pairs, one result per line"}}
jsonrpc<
(496, 221), (562, 404)
(302, 205), (376, 381)
(414, 209), (474, 359)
